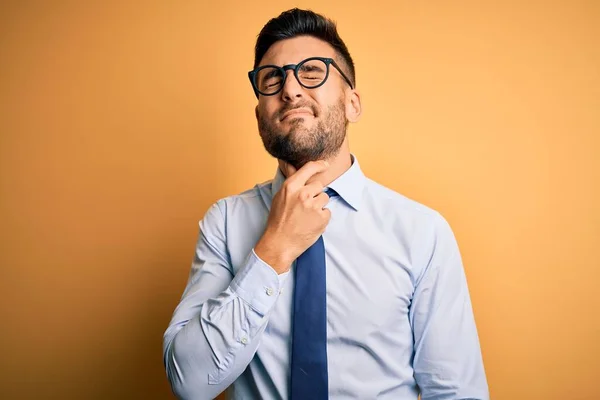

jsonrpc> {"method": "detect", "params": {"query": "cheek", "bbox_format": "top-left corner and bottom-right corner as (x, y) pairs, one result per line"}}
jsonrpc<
(258, 101), (279, 120)
(312, 91), (342, 113)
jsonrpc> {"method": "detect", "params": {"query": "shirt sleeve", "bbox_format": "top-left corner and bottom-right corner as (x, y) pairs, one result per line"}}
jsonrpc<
(162, 200), (289, 400)
(409, 212), (489, 400)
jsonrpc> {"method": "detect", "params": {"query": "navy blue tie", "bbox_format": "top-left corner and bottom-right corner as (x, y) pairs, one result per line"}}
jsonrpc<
(290, 188), (337, 400)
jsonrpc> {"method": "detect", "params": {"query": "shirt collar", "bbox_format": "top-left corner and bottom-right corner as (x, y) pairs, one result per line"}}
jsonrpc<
(270, 153), (365, 211)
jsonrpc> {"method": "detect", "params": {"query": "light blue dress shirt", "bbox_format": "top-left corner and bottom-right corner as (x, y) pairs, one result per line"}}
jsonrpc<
(163, 154), (488, 400)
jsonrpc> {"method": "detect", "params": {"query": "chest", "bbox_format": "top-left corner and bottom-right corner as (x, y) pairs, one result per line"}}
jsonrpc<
(269, 216), (416, 344)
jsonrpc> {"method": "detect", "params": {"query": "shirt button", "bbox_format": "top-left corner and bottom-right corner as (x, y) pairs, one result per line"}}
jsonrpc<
(266, 287), (274, 296)
(279, 288), (284, 294)
(240, 337), (248, 345)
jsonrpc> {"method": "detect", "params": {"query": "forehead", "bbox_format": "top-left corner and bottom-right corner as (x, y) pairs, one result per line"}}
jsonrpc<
(259, 35), (337, 67)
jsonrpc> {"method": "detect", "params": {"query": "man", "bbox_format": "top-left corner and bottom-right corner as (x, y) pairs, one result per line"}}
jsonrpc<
(163, 8), (488, 400)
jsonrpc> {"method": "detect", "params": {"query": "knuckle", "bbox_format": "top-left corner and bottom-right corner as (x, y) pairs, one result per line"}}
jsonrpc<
(298, 190), (311, 202)
(283, 181), (297, 194)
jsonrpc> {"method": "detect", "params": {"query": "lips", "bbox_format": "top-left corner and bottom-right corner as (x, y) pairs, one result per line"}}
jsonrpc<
(280, 108), (313, 121)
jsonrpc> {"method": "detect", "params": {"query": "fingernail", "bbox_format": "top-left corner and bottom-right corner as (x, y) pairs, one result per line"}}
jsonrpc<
(323, 160), (329, 167)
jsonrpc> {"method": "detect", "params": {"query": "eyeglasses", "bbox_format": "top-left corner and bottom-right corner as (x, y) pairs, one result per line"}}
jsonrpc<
(248, 56), (354, 98)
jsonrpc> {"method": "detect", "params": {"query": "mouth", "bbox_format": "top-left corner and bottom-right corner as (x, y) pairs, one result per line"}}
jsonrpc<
(280, 108), (314, 121)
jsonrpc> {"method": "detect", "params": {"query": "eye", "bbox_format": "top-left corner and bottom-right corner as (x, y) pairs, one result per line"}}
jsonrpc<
(298, 61), (327, 84)
(257, 67), (283, 91)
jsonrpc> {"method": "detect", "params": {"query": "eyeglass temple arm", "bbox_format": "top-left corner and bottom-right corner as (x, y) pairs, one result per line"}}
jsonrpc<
(330, 60), (354, 90)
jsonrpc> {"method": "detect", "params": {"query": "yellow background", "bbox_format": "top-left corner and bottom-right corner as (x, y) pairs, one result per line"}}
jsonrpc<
(1, 1), (598, 399)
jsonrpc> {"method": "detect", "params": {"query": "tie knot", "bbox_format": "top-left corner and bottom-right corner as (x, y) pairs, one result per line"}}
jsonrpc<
(324, 187), (338, 197)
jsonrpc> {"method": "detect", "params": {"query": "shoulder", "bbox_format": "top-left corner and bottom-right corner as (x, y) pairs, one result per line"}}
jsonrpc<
(363, 178), (461, 283)
(363, 177), (443, 222)
(362, 177), (456, 251)
(201, 179), (272, 226)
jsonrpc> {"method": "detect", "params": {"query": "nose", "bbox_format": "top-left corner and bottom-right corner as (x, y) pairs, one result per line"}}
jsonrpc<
(280, 69), (305, 102)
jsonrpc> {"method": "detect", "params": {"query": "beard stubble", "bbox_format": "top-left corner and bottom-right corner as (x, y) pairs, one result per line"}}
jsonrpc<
(257, 98), (348, 170)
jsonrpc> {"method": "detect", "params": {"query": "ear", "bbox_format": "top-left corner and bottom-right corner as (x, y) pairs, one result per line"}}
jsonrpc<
(255, 105), (259, 121)
(345, 89), (362, 123)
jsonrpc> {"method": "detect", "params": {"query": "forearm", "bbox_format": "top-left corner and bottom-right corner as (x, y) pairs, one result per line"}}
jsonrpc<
(164, 290), (270, 399)
(163, 249), (288, 400)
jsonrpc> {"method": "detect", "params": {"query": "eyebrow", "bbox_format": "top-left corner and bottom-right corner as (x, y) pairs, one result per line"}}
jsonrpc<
(299, 64), (325, 72)
(262, 69), (281, 81)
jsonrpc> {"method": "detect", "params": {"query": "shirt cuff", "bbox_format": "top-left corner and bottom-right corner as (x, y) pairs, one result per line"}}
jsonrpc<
(229, 248), (290, 315)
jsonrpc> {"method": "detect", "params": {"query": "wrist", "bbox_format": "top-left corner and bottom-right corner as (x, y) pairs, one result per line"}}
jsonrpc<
(254, 234), (294, 274)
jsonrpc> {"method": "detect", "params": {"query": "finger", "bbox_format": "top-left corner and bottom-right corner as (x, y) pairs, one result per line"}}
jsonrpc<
(302, 181), (326, 198)
(313, 191), (330, 209)
(305, 173), (325, 186)
(320, 206), (332, 222)
(287, 160), (329, 188)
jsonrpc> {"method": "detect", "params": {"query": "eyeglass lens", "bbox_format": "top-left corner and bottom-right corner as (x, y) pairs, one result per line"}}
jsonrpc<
(255, 59), (328, 95)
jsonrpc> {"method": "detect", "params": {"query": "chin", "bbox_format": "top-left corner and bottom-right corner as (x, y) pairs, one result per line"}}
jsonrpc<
(284, 118), (315, 130)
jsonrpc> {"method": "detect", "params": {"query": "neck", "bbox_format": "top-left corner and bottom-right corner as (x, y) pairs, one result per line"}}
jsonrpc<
(278, 137), (353, 187)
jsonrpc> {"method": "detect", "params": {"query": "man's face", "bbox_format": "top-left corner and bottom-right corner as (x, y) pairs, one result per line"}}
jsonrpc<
(255, 36), (352, 170)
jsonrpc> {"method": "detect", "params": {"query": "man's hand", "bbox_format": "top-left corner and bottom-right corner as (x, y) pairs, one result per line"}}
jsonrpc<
(254, 160), (332, 274)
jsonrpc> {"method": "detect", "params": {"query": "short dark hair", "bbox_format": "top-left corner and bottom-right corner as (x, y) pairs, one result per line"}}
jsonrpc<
(253, 8), (356, 87)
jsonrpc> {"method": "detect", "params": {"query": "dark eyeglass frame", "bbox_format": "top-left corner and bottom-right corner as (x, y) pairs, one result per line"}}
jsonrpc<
(248, 56), (354, 98)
